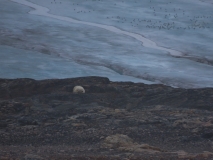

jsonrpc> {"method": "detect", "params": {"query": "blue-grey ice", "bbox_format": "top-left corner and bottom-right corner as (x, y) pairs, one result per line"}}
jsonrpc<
(1, 0), (213, 88)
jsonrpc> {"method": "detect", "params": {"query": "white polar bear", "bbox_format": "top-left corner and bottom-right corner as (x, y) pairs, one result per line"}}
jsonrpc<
(73, 86), (85, 94)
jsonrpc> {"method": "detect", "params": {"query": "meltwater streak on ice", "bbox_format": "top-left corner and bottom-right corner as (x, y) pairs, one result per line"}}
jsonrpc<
(10, 0), (184, 57)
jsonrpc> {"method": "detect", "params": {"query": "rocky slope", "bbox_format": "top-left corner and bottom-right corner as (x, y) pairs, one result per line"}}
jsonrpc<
(0, 76), (213, 159)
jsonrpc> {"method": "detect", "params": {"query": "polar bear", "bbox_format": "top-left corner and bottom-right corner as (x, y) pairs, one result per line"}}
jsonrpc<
(73, 86), (85, 94)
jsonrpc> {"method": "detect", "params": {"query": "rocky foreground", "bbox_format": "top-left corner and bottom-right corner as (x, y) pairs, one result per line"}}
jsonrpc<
(0, 76), (213, 160)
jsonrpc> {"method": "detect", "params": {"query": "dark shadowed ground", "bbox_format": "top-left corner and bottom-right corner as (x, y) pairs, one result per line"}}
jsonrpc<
(0, 76), (213, 159)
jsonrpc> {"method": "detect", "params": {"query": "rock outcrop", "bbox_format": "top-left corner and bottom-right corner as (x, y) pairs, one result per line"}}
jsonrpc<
(0, 76), (213, 159)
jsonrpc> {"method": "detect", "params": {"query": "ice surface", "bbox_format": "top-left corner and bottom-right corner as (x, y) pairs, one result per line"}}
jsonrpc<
(0, 45), (154, 83)
(1, 0), (213, 88)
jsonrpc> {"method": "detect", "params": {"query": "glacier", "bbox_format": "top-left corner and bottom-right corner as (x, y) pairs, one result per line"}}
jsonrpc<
(0, 0), (213, 88)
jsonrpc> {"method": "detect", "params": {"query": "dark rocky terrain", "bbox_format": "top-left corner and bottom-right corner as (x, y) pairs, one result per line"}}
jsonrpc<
(0, 76), (213, 159)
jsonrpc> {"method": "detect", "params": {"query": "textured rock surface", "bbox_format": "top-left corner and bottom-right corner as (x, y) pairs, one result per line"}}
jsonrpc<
(0, 76), (213, 159)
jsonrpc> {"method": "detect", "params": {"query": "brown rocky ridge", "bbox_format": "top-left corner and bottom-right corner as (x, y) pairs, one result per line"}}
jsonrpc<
(0, 76), (213, 159)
